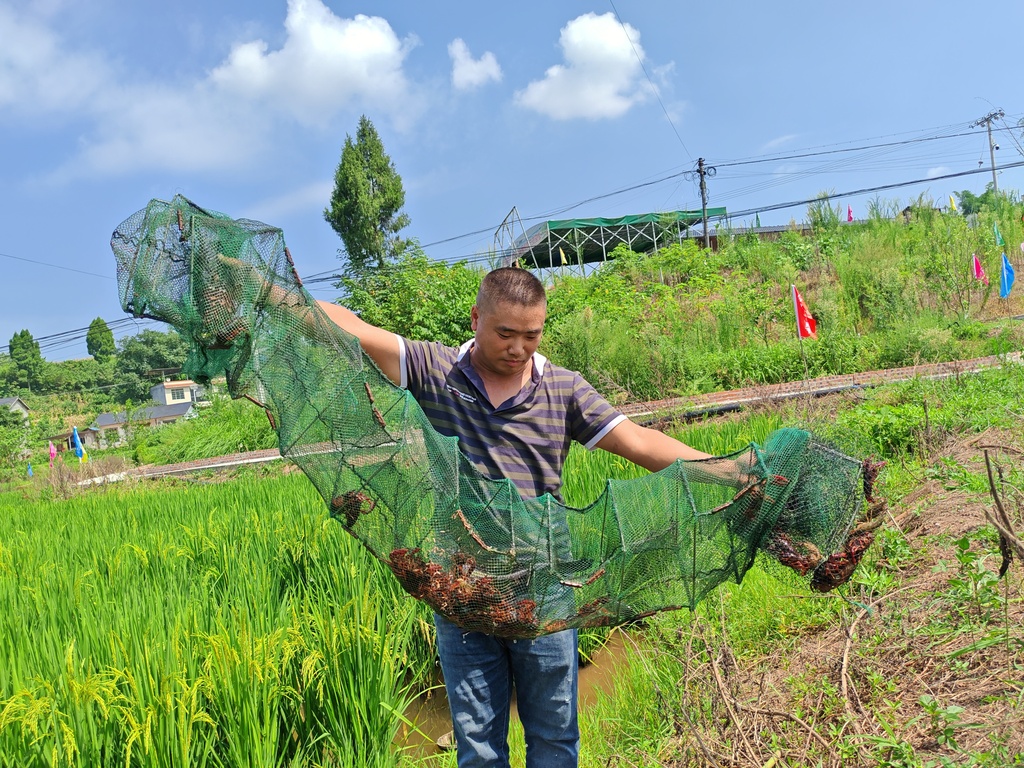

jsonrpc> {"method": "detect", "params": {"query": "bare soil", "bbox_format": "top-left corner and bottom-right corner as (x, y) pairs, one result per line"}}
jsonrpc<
(663, 429), (1024, 767)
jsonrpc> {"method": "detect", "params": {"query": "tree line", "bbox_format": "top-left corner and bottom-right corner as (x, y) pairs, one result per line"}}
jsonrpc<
(1, 324), (190, 404)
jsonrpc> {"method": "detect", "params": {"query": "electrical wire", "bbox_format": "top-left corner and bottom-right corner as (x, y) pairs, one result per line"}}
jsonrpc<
(7, 116), (1024, 351)
(0, 250), (114, 280)
(1, 317), (160, 356)
(607, 0), (691, 162)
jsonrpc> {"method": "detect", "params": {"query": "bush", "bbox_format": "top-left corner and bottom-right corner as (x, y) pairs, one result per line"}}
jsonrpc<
(130, 397), (277, 464)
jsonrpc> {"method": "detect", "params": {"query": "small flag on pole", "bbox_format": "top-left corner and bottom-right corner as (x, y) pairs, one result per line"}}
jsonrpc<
(558, 247), (567, 266)
(995, 222), (1005, 246)
(972, 254), (989, 285)
(49, 441), (56, 469)
(792, 285), (817, 339)
(27, 463), (33, 478)
(949, 194), (957, 212)
(72, 426), (84, 462)
(847, 205), (853, 223)
(1000, 252), (1015, 299)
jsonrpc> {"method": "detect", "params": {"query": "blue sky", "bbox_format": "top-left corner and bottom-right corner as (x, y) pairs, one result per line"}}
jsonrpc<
(2, 0), (1023, 360)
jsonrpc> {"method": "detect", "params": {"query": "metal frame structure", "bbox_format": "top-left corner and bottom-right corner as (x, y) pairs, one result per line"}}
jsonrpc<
(500, 209), (727, 277)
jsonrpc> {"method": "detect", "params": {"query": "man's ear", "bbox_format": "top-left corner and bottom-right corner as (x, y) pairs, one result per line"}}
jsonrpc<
(470, 304), (480, 331)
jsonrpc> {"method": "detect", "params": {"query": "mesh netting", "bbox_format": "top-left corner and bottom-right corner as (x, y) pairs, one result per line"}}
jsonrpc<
(111, 196), (880, 638)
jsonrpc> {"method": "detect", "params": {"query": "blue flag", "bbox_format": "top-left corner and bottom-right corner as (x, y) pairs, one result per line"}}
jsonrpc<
(27, 463), (33, 478)
(1000, 252), (1015, 299)
(72, 426), (84, 460)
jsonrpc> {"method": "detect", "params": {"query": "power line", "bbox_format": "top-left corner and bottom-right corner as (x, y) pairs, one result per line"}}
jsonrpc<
(0, 250), (114, 280)
(5, 156), (1016, 357)
(366, 160), (1024, 269)
(7, 117), (1022, 287)
(709, 125), (1018, 169)
(9, 120), (1024, 347)
(607, 0), (691, 162)
(0, 317), (159, 356)
(433, 122), (1021, 254)
(706, 123), (976, 205)
(723, 160), (1024, 221)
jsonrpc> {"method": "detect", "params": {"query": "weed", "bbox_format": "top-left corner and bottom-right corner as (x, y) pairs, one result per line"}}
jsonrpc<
(919, 694), (965, 750)
(948, 536), (1003, 624)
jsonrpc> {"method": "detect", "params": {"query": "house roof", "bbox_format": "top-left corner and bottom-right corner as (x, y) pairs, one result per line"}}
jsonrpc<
(0, 396), (29, 411)
(47, 427), (100, 441)
(93, 402), (194, 428)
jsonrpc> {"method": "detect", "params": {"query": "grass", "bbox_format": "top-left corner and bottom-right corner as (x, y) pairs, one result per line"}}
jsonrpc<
(4, 363), (1024, 765)
(129, 397), (278, 465)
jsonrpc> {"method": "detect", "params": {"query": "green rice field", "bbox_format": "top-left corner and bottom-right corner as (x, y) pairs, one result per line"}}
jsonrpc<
(0, 412), (824, 767)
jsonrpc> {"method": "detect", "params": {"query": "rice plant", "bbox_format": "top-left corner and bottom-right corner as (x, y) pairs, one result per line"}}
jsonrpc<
(0, 474), (429, 767)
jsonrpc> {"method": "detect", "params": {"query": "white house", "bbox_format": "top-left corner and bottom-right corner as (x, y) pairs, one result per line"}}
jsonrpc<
(149, 380), (202, 406)
(0, 396), (30, 421)
(93, 403), (196, 448)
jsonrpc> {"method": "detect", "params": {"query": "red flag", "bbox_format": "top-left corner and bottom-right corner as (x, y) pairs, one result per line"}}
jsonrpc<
(792, 285), (817, 339)
(847, 205), (853, 222)
(972, 253), (989, 286)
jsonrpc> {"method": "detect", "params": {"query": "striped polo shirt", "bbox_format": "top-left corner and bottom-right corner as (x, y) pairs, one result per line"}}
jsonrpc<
(398, 338), (625, 499)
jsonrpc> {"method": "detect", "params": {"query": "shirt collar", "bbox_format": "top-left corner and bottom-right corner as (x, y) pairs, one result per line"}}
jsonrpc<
(456, 339), (547, 378)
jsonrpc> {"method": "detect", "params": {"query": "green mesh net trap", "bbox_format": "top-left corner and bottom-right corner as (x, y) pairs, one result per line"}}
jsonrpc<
(111, 195), (882, 638)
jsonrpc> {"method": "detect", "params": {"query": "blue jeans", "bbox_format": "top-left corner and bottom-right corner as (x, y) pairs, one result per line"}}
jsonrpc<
(434, 614), (579, 767)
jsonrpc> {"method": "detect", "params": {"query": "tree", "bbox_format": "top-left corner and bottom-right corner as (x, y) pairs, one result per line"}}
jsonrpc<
(0, 354), (16, 397)
(113, 329), (189, 403)
(86, 317), (116, 362)
(339, 247), (480, 347)
(41, 357), (115, 396)
(0, 404), (27, 474)
(324, 115), (411, 275)
(953, 184), (1013, 216)
(8, 329), (44, 392)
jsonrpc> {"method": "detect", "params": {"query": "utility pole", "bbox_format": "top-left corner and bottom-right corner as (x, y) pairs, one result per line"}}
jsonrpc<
(972, 109), (1004, 193)
(691, 158), (716, 249)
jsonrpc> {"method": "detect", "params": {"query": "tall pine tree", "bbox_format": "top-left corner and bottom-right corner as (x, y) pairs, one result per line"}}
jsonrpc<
(8, 329), (44, 392)
(86, 317), (116, 362)
(324, 115), (410, 276)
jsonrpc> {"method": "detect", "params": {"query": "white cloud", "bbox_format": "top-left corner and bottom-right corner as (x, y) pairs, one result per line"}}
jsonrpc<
(927, 166), (952, 179)
(209, 0), (417, 125)
(244, 179), (335, 222)
(448, 38), (501, 90)
(3, 0), (421, 180)
(69, 85), (271, 177)
(761, 134), (798, 151)
(773, 164), (801, 176)
(514, 12), (652, 120)
(0, 4), (110, 113)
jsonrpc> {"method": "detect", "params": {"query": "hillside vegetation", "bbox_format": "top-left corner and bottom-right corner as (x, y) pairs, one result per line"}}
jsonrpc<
(4, 193), (1023, 475)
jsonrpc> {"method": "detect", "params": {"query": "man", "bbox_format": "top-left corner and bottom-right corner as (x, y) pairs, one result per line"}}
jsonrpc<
(316, 267), (721, 768)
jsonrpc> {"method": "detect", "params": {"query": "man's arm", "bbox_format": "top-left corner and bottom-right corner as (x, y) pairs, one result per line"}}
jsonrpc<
(315, 301), (402, 385)
(594, 419), (712, 473)
(215, 254), (404, 386)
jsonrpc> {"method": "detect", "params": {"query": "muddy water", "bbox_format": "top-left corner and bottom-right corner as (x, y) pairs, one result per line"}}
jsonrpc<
(396, 630), (635, 758)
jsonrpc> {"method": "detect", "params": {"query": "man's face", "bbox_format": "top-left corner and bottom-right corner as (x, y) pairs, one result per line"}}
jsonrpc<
(470, 299), (546, 378)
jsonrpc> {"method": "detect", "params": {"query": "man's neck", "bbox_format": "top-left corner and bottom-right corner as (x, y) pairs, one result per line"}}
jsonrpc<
(469, 345), (533, 407)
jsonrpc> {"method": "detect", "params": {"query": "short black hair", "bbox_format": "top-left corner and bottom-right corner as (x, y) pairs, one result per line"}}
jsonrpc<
(476, 267), (546, 311)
